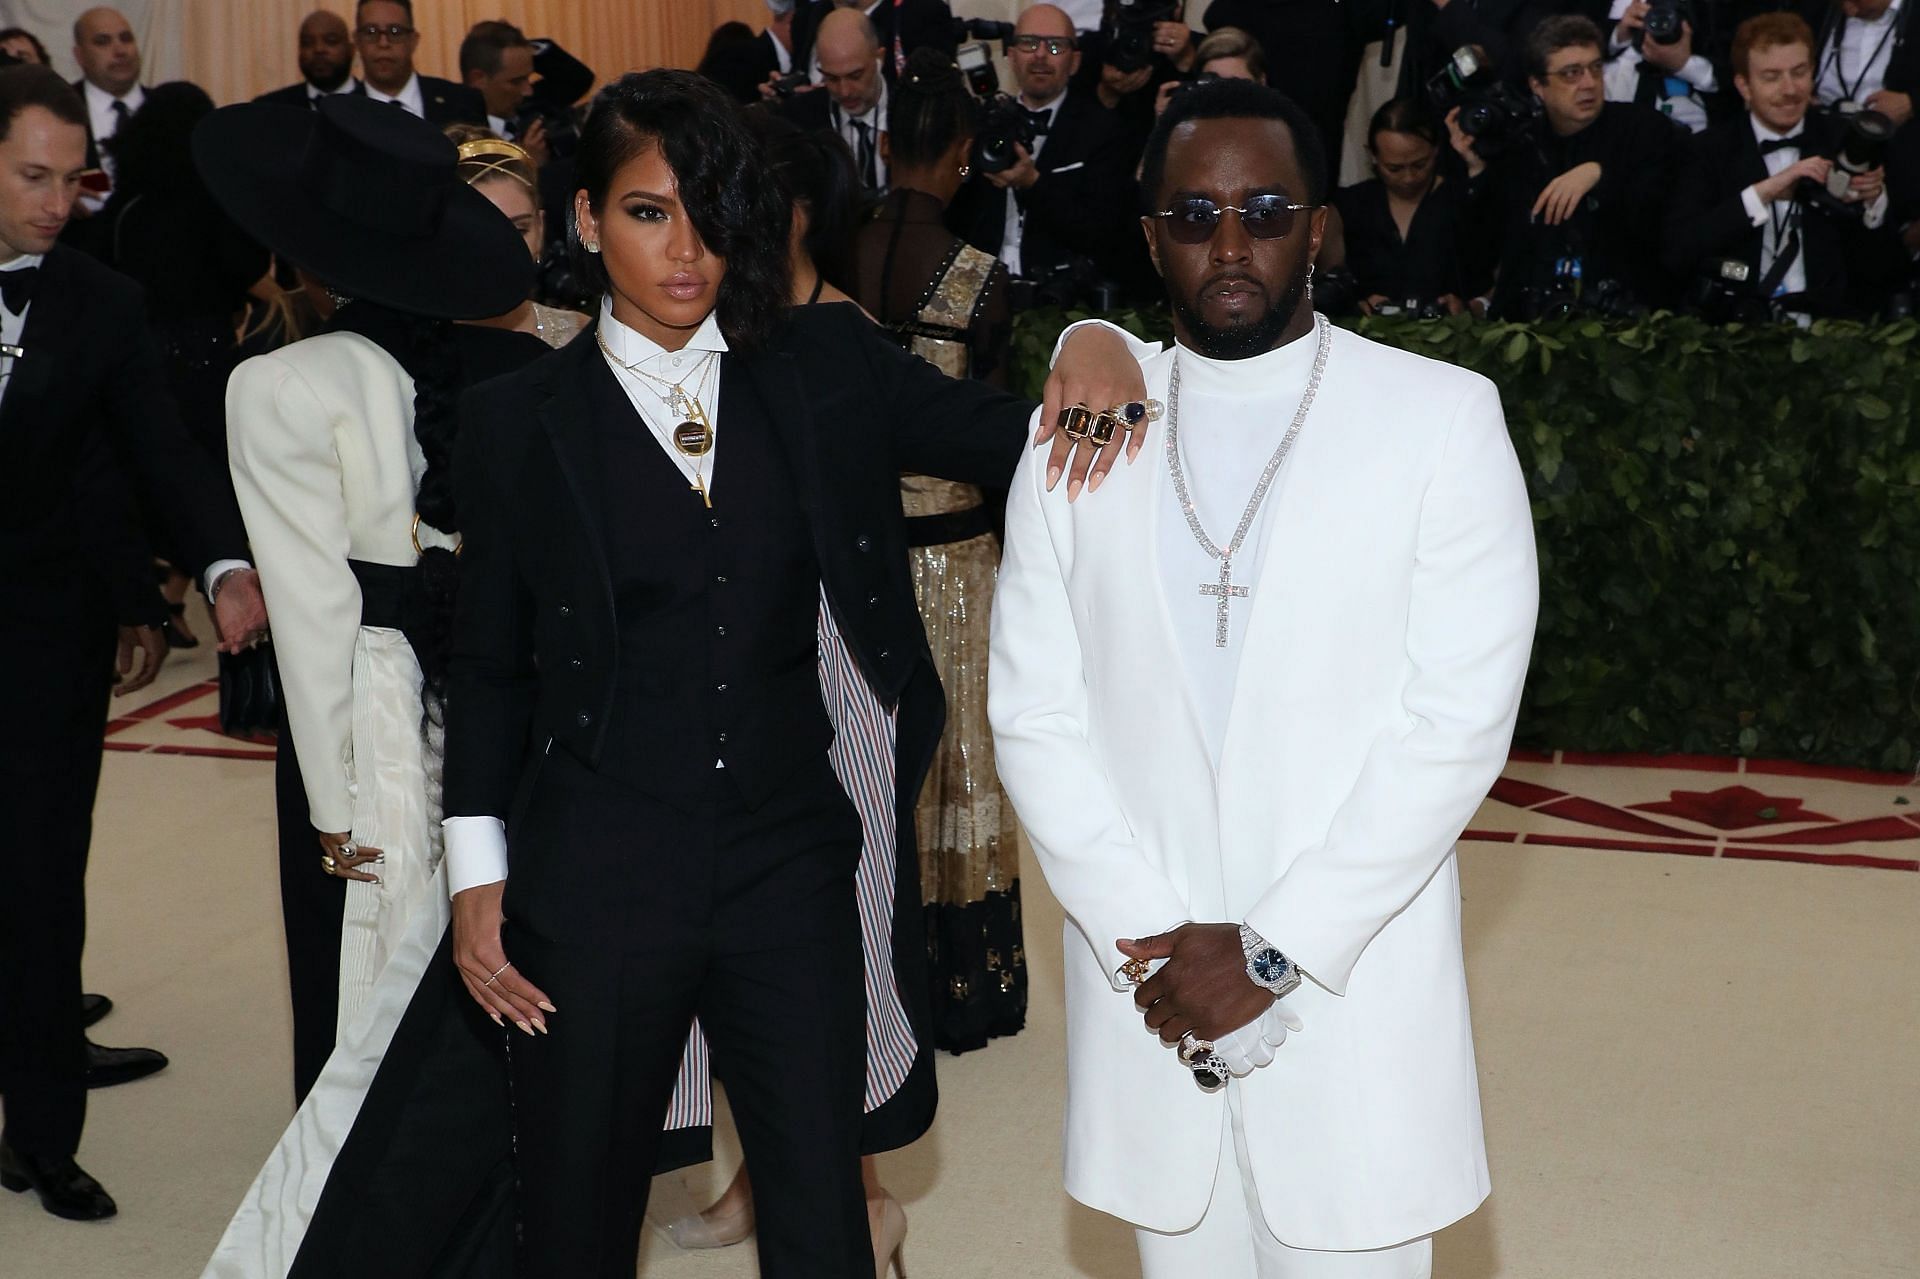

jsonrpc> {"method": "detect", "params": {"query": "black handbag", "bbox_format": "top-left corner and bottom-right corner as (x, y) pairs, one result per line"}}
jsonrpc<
(217, 642), (281, 739)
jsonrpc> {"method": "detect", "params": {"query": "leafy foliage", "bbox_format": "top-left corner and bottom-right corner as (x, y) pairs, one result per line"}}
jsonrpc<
(1013, 310), (1920, 772)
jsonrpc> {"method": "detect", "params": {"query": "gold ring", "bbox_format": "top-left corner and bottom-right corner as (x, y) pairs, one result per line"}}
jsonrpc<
(320, 855), (338, 876)
(1059, 404), (1094, 441)
(1088, 412), (1119, 447)
(411, 513), (464, 558)
(1119, 957), (1151, 986)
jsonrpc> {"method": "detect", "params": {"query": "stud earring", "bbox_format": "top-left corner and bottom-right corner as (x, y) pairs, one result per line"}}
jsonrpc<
(958, 164), (972, 179)
(586, 241), (601, 254)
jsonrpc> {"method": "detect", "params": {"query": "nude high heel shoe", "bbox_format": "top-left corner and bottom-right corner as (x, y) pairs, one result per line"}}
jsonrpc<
(655, 1199), (754, 1250)
(872, 1191), (908, 1278)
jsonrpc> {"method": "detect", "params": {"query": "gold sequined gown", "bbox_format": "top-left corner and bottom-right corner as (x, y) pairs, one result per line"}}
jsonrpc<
(854, 189), (1025, 1052)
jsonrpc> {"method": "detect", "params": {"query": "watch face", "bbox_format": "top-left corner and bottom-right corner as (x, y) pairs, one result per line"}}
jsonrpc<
(1251, 948), (1290, 985)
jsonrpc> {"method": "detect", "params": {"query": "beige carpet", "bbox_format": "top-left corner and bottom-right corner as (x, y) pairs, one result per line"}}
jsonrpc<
(8, 616), (1918, 1277)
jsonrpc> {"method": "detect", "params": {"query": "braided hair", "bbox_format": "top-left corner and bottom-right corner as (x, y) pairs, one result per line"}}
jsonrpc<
(888, 48), (975, 171)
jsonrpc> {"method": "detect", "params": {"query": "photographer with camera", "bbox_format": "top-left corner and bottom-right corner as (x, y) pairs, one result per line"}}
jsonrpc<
(780, 7), (894, 192)
(1806, 0), (1913, 124)
(791, 0), (959, 87)
(1604, 0), (1726, 132)
(1451, 16), (1683, 317)
(1663, 12), (1903, 318)
(948, 5), (1138, 300)
(1337, 97), (1482, 313)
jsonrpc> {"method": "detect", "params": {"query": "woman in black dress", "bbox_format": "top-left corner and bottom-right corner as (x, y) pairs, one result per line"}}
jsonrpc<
(1332, 97), (1479, 316)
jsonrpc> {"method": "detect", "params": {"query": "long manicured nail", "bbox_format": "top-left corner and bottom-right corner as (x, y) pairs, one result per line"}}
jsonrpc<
(537, 1001), (557, 1013)
(516, 1020), (534, 1036)
(1089, 470), (1105, 493)
(490, 1012), (504, 1027)
(1067, 478), (1083, 503)
(533, 1020), (548, 1035)
(1046, 464), (1061, 490)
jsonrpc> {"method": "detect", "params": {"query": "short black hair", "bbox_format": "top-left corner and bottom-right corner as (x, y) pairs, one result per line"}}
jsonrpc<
(572, 70), (792, 352)
(742, 107), (864, 293)
(1366, 96), (1440, 150)
(459, 19), (529, 77)
(0, 63), (87, 142)
(1525, 15), (1604, 81)
(357, 0), (414, 19)
(1139, 78), (1328, 213)
(0, 27), (50, 65)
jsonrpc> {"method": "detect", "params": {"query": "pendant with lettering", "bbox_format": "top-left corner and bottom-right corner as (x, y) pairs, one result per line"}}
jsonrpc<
(672, 419), (713, 458)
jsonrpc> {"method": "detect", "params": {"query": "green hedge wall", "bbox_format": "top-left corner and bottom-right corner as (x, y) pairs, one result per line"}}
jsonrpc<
(1011, 310), (1920, 773)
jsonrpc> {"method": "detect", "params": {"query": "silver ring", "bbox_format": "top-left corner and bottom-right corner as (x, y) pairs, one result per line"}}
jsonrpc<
(482, 961), (512, 987)
(1177, 1030), (1215, 1064)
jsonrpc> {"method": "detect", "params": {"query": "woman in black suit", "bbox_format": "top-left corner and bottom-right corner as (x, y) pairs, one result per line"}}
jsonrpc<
(1333, 97), (1479, 316)
(442, 70), (1145, 1278)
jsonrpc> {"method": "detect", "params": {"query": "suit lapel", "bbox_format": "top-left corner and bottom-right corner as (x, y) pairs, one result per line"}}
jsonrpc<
(538, 331), (615, 598)
(0, 249), (80, 436)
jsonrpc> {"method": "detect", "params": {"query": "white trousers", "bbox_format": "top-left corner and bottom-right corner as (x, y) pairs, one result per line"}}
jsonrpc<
(1135, 1088), (1433, 1279)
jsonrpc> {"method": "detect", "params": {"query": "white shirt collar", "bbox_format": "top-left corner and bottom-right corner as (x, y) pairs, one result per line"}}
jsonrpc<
(1750, 114), (1806, 145)
(837, 77), (888, 125)
(0, 253), (44, 272)
(309, 77), (360, 100)
(487, 112), (510, 135)
(1019, 87), (1069, 117)
(365, 72), (424, 116)
(1173, 320), (1322, 397)
(597, 295), (729, 369)
(83, 79), (143, 118)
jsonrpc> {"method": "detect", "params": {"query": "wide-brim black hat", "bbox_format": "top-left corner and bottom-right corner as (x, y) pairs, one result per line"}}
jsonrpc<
(192, 94), (534, 321)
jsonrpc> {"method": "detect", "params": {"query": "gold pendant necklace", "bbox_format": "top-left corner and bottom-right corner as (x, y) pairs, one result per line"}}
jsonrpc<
(598, 331), (720, 505)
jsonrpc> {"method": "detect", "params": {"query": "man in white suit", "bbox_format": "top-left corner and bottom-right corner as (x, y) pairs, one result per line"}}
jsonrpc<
(989, 78), (1539, 1278)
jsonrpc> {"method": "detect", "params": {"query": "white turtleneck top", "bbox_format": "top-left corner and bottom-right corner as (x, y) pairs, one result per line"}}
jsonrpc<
(1159, 326), (1322, 763)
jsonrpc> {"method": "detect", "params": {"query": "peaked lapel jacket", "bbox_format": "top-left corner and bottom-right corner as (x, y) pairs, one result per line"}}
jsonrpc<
(1, 245), (245, 618)
(415, 74), (488, 127)
(989, 327), (1539, 1250)
(445, 300), (1031, 867)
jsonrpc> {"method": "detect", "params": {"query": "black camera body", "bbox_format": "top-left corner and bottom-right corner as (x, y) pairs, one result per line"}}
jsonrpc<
(1373, 297), (1450, 319)
(1687, 256), (1776, 323)
(1643, 0), (1692, 46)
(769, 69), (812, 98)
(1103, 0), (1180, 74)
(953, 17), (1017, 45)
(1426, 46), (1541, 158)
(973, 93), (1038, 175)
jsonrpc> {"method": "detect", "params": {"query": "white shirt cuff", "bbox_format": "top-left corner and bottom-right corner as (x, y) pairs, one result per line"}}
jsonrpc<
(1680, 55), (1716, 91)
(1864, 191), (1889, 231)
(204, 558), (252, 597)
(1050, 318), (1162, 368)
(443, 815), (508, 895)
(1741, 185), (1768, 227)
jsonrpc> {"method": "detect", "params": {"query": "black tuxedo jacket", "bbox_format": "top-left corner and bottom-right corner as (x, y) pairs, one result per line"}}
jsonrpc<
(945, 89), (1137, 285)
(444, 302), (1030, 827)
(1662, 110), (1906, 315)
(1, 246), (247, 621)
(791, 0), (957, 82)
(413, 75), (488, 127)
(255, 79), (363, 109)
(1798, 0), (1918, 98)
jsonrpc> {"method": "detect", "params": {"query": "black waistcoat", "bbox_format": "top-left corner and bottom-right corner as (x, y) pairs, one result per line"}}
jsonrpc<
(591, 358), (833, 810)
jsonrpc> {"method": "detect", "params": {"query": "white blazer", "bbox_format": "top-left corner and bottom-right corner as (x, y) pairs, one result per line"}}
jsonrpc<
(988, 325), (1539, 1250)
(227, 331), (457, 834)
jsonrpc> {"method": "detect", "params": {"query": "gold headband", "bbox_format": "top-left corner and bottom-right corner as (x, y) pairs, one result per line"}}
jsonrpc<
(456, 137), (536, 190)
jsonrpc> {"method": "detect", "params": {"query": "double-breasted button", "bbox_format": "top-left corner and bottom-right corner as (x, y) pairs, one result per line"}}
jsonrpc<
(710, 516), (721, 529)
(569, 657), (583, 670)
(718, 732), (729, 744)
(867, 595), (880, 610)
(855, 535), (873, 552)
(557, 603), (572, 618)
(715, 574), (728, 584)
(716, 625), (728, 637)
(878, 648), (892, 661)
(575, 710), (592, 727)
(716, 683), (729, 694)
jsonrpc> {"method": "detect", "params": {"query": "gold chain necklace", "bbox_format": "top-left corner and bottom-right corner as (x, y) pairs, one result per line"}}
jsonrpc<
(597, 331), (720, 507)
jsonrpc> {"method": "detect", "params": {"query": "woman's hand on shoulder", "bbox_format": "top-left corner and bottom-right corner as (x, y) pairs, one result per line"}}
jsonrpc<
(1037, 325), (1151, 502)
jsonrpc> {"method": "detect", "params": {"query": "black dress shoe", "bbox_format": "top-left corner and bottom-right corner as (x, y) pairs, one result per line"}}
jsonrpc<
(0, 1141), (117, 1221)
(81, 993), (113, 1029)
(84, 1041), (168, 1089)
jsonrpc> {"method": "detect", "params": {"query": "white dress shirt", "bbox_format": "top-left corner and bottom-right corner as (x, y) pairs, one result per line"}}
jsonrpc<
(442, 300), (732, 895)
(1158, 332), (1318, 763)
(1739, 112), (1889, 311)
(0, 253), (39, 409)
(80, 80), (143, 211)
(364, 71), (426, 117)
(833, 78), (890, 192)
(309, 78), (361, 103)
(1816, 0), (1903, 109)
(1604, 0), (1717, 134)
(770, 28), (794, 74)
(1000, 89), (1066, 277)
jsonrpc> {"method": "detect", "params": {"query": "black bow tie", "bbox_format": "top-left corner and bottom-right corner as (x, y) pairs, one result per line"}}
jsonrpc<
(0, 266), (37, 313)
(1758, 135), (1803, 155)
(1024, 109), (1053, 136)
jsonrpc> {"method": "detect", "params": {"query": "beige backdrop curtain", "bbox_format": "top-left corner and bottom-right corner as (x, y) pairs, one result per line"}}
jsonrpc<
(149, 0), (771, 105)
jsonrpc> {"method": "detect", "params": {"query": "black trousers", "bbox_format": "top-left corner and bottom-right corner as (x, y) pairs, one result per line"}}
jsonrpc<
(503, 747), (871, 1279)
(0, 573), (116, 1156)
(272, 677), (346, 1105)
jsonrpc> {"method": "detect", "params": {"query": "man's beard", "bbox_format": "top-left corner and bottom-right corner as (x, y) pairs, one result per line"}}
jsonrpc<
(306, 63), (353, 92)
(1172, 267), (1308, 360)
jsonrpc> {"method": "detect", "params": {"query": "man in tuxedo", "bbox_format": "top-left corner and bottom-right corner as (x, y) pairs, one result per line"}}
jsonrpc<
(256, 10), (360, 109)
(990, 76), (1536, 1278)
(781, 7), (892, 192)
(948, 5), (1138, 295)
(792, 0), (958, 83)
(0, 64), (265, 1222)
(68, 6), (141, 229)
(1803, 0), (1915, 121)
(459, 20), (536, 142)
(1664, 11), (1903, 315)
(353, 0), (486, 126)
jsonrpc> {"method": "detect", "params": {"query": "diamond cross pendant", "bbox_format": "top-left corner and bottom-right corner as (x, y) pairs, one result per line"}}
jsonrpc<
(1197, 558), (1249, 648)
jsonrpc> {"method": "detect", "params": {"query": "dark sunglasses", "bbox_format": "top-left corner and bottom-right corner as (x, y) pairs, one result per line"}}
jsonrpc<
(1151, 195), (1317, 244)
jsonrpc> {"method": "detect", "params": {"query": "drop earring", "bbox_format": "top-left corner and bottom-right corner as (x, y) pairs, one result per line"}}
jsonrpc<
(1306, 262), (1315, 302)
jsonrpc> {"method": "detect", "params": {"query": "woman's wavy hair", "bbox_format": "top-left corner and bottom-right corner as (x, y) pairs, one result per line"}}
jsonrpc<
(570, 69), (791, 351)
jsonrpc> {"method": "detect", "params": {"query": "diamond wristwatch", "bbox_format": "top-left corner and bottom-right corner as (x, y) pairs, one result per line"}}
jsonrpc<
(1240, 925), (1301, 998)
